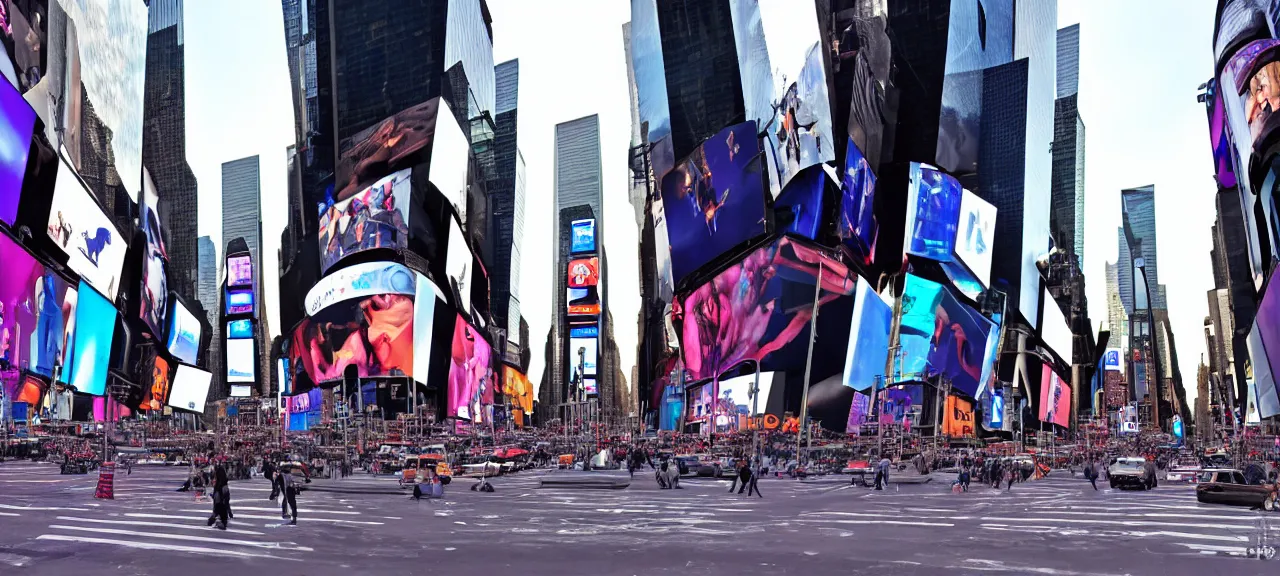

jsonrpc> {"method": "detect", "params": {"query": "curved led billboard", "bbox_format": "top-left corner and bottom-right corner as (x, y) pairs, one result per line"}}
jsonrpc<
(681, 236), (856, 382)
(1039, 364), (1070, 427)
(838, 136), (877, 263)
(67, 281), (115, 396)
(660, 121), (767, 287)
(0, 69), (36, 226)
(0, 234), (76, 380)
(448, 313), (492, 422)
(894, 274), (997, 398)
(337, 98), (435, 202)
(168, 363), (212, 413)
(305, 261), (417, 317)
(318, 168), (412, 273)
(46, 156), (126, 300)
(166, 297), (202, 365)
(138, 169), (169, 337)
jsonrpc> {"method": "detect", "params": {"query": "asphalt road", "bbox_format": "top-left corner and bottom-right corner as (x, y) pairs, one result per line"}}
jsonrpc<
(0, 460), (1274, 575)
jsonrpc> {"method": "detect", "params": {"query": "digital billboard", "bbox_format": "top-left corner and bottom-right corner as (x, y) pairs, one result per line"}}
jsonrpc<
(446, 219), (472, 316)
(1040, 298), (1073, 365)
(67, 282), (115, 396)
(764, 42), (835, 197)
(879, 386), (920, 425)
(168, 363), (212, 413)
(837, 136), (877, 263)
(2, 1), (47, 95)
(894, 274), (997, 398)
(1206, 79), (1238, 189)
(46, 156), (126, 300)
(1246, 375), (1262, 425)
(0, 233), (76, 379)
(774, 165), (826, 240)
(989, 388), (1005, 429)
(305, 261), (417, 316)
(842, 276), (892, 392)
(903, 162), (961, 262)
(227, 319), (253, 340)
(1039, 364), (1070, 427)
(942, 395), (975, 438)
(226, 255), (253, 288)
(681, 236), (856, 382)
(1248, 317), (1280, 419)
(1222, 39), (1280, 158)
(0, 68), (36, 225)
(166, 298), (202, 365)
(569, 324), (598, 338)
(13, 373), (49, 408)
(570, 219), (596, 254)
(140, 356), (171, 411)
(630, 0), (671, 142)
(567, 287), (601, 316)
(660, 121), (768, 286)
(226, 338), (255, 384)
(318, 168), (411, 273)
(567, 257), (600, 288)
(953, 189), (996, 290)
(428, 98), (470, 218)
(845, 391), (871, 432)
(568, 336), (598, 384)
(716, 371), (776, 421)
(447, 313), (492, 422)
(225, 290), (254, 316)
(295, 292), (415, 384)
(138, 169), (168, 337)
(336, 98), (435, 202)
(230, 385), (252, 398)
(503, 368), (534, 427)
(1103, 348), (1122, 371)
(686, 382), (714, 424)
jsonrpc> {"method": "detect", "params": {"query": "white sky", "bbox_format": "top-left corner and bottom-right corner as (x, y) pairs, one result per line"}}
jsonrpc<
(182, 0), (1219, 407)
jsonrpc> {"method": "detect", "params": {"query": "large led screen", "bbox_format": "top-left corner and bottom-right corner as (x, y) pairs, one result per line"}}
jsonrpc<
(1040, 298), (1073, 365)
(503, 368), (534, 426)
(567, 257), (600, 288)
(1222, 39), (1280, 158)
(1038, 364), (1070, 427)
(227, 319), (253, 340)
(0, 234), (76, 379)
(568, 336), (598, 382)
(570, 219), (596, 254)
(1206, 79), (1238, 189)
(318, 168), (411, 273)
(139, 356), (171, 411)
(447, 313), (492, 422)
(942, 395), (976, 438)
(953, 189), (996, 290)
(67, 281), (114, 396)
(686, 382), (713, 424)
(428, 98), (470, 218)
(167, 363), (211, 413)
(774, 165), (825, 240)
(46, 156), (126, 300)
(166, 298), (201, 365)
(764, 42), (835, 198)
(903, 162), (961, 262)
(838, 136), (877, 263)
(295, 291), (415, 385)
(894, 274), (997, 397)
(567, 287), (600, 316)
(225, 290), (253, 316)
(138, 170), (168, 337)
(2, 1), (47, 94)
(336, 98), (435, 202)
(13, 373), (48, 408)
(842, 276), (892, 392)
(717, 371), (775, 418)
(681, 236), (856, 382)
(660, 121), (767, 286)
(446, 219), (472, 316)
(304, 261), (417, 316)
(0, 69), (36, 225)
(226, 255), (252, 288)
(845, 391), (871, 432)
(1250, 287), (1280, 418)
(225, 338), (255, 383)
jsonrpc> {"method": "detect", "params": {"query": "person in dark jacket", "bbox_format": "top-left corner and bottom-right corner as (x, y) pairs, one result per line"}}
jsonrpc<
(207, 465), (231, 530)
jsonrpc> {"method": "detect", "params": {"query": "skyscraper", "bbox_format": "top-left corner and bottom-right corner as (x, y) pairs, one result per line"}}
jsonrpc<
(1051, 24), (1085, 261)
(1120, 185), (1162, 311)
(655, 0), (745, 161)
(197, 235), (220, 380)
(1105, 261), (1128, 357)
(143, 0), (200, 302)
(488, 59), (525, 341)
(221, 156), (263, 279)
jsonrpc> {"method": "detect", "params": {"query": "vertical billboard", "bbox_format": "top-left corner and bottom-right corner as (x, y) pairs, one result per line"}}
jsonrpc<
(1039, 364), (1070, 427)
(0, 69), (36, 225)
(630, 0), (671, 142)
(168, 363), (212, 413)
(660, 121), (767, 286)
(336, 98), (435, 203)
(139, 356), (172, 411)
(166, 298), (202, 365)
(774, 165), (826, 240)
(0, 234), (76, 380)
(226, 255), (253, 288)
(837, 137), (877, 263)
(842, 276), (892, 392)
(903, 163), (961, 262)
(446, 219), (472, 317)
(894, 274), (997, 397)
(138, 169), (169, 337)
(429, 98), (471, 219)
(1247, 318), (1280, 418)
(447, 313), (492, 422)
(318, 168), (411, 273)
(568, 336), (598, 396)
(1103, 348), (1122, 371)
(67, 281), (115, 396)
(570, 219), (596, 254)
(46, 157), (126, 300)
(764, 42), (835, 197)
(225, 338), (255, 384)
(942, 395), (975, 437)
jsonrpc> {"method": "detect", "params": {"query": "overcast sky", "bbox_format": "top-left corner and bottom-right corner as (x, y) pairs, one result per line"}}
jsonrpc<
(183, 0), (1218, 406)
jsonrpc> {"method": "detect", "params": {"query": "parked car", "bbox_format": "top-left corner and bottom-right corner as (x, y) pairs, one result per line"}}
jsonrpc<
(1165, 456), (1202, 483)
(1196, 469), (1275, 509)
(1109, 457), (1157, 490)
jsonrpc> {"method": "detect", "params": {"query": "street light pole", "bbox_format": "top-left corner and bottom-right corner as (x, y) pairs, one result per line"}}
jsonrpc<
(797, 266), (824, 465)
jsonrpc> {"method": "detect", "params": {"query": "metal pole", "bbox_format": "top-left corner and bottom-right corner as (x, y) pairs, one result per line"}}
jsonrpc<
(750, 360), (761, 463)
(797, 266), (824, 465)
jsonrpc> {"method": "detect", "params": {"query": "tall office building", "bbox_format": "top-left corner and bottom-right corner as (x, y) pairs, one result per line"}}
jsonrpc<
(1105, 261), (1128, 356)
(1119, 185), (1163, 311)
(221, 155), (271, 392)
(488, 59), (525, 341)
(1051, 24), (1085, 261)
(143, 0), (200, 302)
(655, 0), (745, 161)
(197, 236), (221, 380)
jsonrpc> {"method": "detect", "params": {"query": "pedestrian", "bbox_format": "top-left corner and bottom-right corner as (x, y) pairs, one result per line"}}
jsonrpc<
(736, 460), (752, 495)
(264, 458), (279, 501)
(875, 456), (891, 490)
(746, 459), (763, 498)
(280, 466), (299, 525)
(207, 465), (230, 530)
(1005, 467), (1015, 491)
(1084, 459), (1098, 490)
(959, 466), (971, 492)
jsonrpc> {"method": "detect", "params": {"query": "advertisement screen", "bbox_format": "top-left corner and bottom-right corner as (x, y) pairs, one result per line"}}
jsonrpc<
(138, 170), (168, 337)
(903, 162), (962, 261)
(318, 168), (412, 273)
(953, 188), (996, 290)
(286, 388), (323, 431)
(305, 261), (417, 316)
(1039, 364), (1070, 427)
(1246, 375), (1262, 425)
(1222, 39), (1280, 158)
(1206, 79), (1238, 189)
(227, 319), (253, 340)
(168, 364), (212, 413)
(774, 165), (826, 240)
(717, 371), (775, 420)
(336, 98), (435, 202)
(686, 382), (713, 424)
(294, 289), (416, 385)
(225, 290), (254, 316)
(446, 220), (472, 316)
(942, 395), (975, 437)
(895, 274), (997, 397)
(989, 388), (1005, 428)
(503, 368), (534, 426)
(226, 255), (253, 288)
(166, 299), (202, 365)
(631, 0), (671, 142)
(567, 287), (601, 316)
(569, 325), (598, 338)
(764, 42), (835, 197)
(427, 98), (470, 217)
(13, 373), (48, 408)
(842, 276), (892, 392)
(230, 385), (252, 398)
(1040, 299), (1073, 364)
(1103, 348), (1122, 371)
(583, 378), (597, 396)
(568, 336), (598, 383)
(838, 136), (877, 263)
(879, 386), (920, 424)
(570, 219), (596, 254)
(67, 282), (115, 396)
(226, 338), (255, 383)
(46, 157), (126, 300)
(682, 236), (856, 381)
(1248, 319), (1280, 419)
(845, 391), (871, 432)
(0, 69), (36, 225)
(139, 356), (171, 411)
(660, 121), (767, 286)
(0, 234), (76, 379)
(447, 314), (493, 421)
(1251, 277), (1280, 418)
(567, 258), (600, 288)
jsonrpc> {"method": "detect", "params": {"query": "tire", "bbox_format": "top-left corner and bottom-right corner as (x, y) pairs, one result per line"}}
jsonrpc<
(1264, 494), (1277, 512)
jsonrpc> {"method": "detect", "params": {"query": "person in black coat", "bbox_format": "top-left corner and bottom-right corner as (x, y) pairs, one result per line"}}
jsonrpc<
(207, 465), (231, 530)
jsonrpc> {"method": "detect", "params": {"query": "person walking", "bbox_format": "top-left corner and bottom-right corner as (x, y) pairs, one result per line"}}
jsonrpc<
(1084, 459), (1098, 490)
(875, 456), (891, 490)
(264, 458), (279, 501)
(207, 465), (230, 530)
(736, 460), (752, 495)
(746, 458), (763, 498)
(280, 466), (299, 525)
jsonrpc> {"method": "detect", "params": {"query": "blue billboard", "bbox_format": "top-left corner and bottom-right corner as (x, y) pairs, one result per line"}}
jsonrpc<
(838, 136), (877, 263)
(842, 277), (892, 392)
(570, 325), (598, 338)
(903, 163), (962, 262)
(1103, 348), (1122, 371)
(571, 219), (596, 254)
(68, 282), (116, 396)
(894, 274), (997, 397)
(227, 319), (253, 339)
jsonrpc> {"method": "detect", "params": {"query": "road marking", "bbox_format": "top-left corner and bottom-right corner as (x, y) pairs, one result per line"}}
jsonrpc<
(793, 519), (956, 527)
(0, 512), (18, 517)
(47, 525), (315, 551)
(172, 511), (384, 525)
(35, 534), (299, 561)
(55, 516), (266, 536)
(124, 513), (259, 527)
(0, 504), (90, 512)
(219, 506), (362, 515)
(979, 516), (1255, 531)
